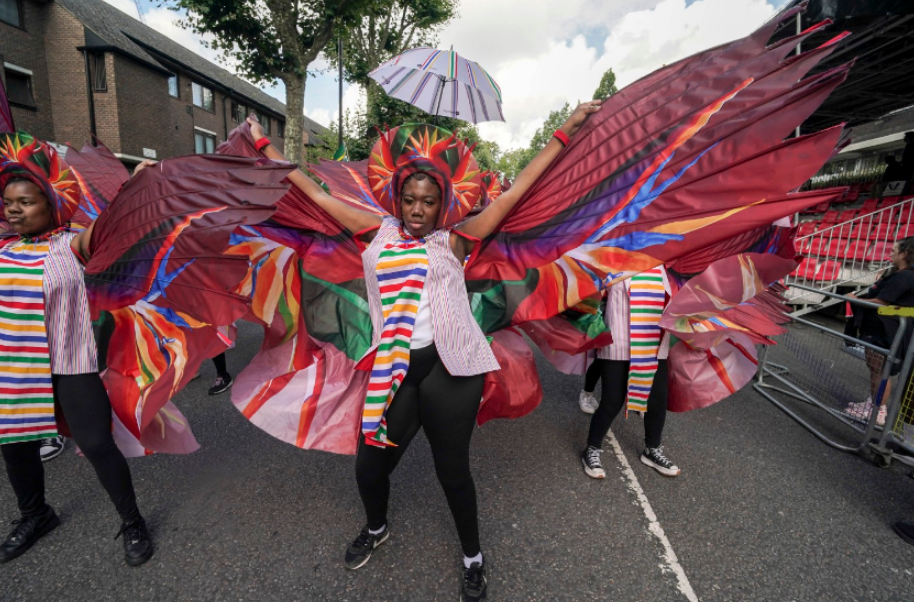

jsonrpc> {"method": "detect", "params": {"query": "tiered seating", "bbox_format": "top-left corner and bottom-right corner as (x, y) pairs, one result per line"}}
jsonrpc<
(790, 191), (914, 290)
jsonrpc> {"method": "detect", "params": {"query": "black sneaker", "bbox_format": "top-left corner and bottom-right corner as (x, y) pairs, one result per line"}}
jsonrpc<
(0, 507), (60, 563)
(461, 561), (487, 602)
(39, 436), (65, 462)
(344, 525), (389, 570)
(581, 446), (605, 479)
(640, 446), (681, 477)
(116, 517), (154, 567)
(893, 521), (914, 546)
(208, 374), (233, 396)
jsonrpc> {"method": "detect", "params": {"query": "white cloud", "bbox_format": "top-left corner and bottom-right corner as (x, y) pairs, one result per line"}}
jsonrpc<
(460, 0), (778, 149)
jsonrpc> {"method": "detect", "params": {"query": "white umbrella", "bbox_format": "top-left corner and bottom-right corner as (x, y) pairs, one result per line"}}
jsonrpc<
(368, 47), (504, 124)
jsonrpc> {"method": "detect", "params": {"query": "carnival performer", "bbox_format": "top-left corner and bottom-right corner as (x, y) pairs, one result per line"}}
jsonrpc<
(0, 160), (156, 566)
(581, 266), (681, 479)
(247, 101), (600, 601)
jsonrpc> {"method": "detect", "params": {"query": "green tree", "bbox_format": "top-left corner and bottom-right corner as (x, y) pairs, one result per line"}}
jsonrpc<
(455, 125), (500, 172)
(592, 68), (618, 100)
(324, 0), (462, 153)
(495, 102), (573, 180)
(171, 0), (372, 165)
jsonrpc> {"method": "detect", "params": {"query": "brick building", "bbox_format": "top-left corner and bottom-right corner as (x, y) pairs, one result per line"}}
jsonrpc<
(0, 0), (328, 164)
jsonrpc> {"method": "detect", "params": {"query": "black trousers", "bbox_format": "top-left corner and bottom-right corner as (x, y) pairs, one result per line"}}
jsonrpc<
(584, 359), (601, 393)
(1, 373), (140, 522)
(355, 344), (484, 557)
(587, 359), (669, 450)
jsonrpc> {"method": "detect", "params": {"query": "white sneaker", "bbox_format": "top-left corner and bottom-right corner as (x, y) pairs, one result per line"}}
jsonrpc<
(845, 398), (872, 422)
(877, 404), (888, 427)
(578, 391), (599, 414)
(39, 436), (65, 462)
(641, 446), (681, 477)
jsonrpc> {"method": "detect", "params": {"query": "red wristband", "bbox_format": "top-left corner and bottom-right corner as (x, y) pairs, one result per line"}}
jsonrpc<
(254, 137), (272, 151)
(552, 130), (570, 146)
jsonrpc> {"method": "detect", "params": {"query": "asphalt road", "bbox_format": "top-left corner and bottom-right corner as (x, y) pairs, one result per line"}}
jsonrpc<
(2, 320), (914, 601)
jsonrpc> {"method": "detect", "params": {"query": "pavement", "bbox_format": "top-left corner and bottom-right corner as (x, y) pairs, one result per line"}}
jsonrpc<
(3, 320), (914, 601)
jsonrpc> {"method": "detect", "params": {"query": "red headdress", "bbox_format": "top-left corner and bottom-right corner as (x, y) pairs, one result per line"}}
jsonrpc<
(0, 132), (81, 228)
(367, 123), (482, 228)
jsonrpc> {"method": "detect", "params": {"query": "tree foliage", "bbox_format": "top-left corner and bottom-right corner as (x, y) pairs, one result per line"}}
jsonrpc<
(171, 0), (372, 164)
(593, 68), (618, 100)
(493, 102), (572, 180)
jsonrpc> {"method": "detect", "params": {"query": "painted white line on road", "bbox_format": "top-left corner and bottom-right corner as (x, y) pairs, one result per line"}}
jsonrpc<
(606, 431), (699, 602)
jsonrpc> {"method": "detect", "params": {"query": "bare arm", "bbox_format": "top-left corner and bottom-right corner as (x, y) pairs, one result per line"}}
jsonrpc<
(455, 100), (602, 242)
(248, 118), (383, 237)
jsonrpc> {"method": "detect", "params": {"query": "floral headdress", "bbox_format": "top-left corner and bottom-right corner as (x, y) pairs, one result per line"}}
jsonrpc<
(367, 123), (482, 228)
(0, 132), (81, 227)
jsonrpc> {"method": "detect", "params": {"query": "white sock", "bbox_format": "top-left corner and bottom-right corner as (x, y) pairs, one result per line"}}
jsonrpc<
(368, 524), (386, 536)
(463, 552), (483, 568)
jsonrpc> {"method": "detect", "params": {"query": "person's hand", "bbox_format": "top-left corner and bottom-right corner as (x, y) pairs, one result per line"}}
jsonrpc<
(246, 115), (266, 142)
(132, 159), (157, 176)
(560, 100), (603, 138)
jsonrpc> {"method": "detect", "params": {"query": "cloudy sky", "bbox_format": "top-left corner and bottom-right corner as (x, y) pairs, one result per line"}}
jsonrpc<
(103, 0), (787, 150)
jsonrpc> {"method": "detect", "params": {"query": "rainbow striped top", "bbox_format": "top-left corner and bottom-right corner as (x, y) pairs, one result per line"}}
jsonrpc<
(0, 237), (56, 445)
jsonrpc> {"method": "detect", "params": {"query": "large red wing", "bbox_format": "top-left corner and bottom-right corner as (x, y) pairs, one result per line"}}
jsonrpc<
(84, 155), (292, 326)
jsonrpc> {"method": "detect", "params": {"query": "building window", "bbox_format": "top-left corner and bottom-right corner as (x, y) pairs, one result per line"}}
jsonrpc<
(278, 120), (285, 138)
(256, 111), (270, 136)
(0, 0), (21, 28)
(192, 81), (214, 112)
(194, 129), (217, 154)
(167, 74), (178, 98)
(230, 100), (247, 123)
(3, 65), (34, 108)
(92, 53), (107, 92)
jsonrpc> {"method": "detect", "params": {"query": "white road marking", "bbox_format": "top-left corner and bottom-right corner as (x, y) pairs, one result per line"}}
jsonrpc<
(606, 431), (699, 602)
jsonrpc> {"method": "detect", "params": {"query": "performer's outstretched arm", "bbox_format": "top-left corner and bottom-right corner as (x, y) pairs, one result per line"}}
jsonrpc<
(248, 118), (383, 238)
(456, 100), (602, 242)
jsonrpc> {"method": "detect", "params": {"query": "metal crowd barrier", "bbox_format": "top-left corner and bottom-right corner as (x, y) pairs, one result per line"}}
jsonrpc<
(754, 283), (910, 459)
(869, 305), (914, 468)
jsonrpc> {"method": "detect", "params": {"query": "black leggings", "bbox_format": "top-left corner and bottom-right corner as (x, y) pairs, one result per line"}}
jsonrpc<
(587, 359), (669, 450)
(1, 373), (140, 522)
(584, 359), (601, 393)
(355, 344), (484, 557)
(212, 352), (228, 377)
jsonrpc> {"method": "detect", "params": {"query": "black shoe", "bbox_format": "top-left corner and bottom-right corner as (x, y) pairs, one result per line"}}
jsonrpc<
(208, 374), (233, 395)
(893, 521), (914, 546)
(461, 561), (488, 602)
(640, 446), (681, 477)
(344, 525), (389, 570)
(0, 508), (60, 563)
(581, 446), (606, 479)
(39, 436), (65, 462)
(116, 517), (154, 567)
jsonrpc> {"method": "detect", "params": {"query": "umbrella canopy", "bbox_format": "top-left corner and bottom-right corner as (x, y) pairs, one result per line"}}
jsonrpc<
(368, 47), (504, 124)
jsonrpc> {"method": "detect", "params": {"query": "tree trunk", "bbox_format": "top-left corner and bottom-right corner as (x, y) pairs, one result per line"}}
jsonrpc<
(283, 74), (307, 166)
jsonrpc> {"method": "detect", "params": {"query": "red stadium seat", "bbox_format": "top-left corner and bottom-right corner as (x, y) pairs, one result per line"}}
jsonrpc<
(897, 224), (914, 239)
(871, 241), (893, 261)
(797, 222), (818, 237)
(868, 222), (896, 240)
(813, 260), (841, 282)
(808, 237), (828, 256)
(846, 239), (872, 261)
(838, 210), (857, 222)
(826, 238), (849, 258)
(880, 196), (901, 208)
(792, 257), (818, 279)
(823, 210), (839, 223)
(844, 191), (860, 203)
(861, 199), (878, 213)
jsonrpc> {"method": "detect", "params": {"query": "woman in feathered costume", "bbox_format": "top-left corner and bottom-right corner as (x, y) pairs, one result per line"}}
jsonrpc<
(0, 86), (292, 565)
(247, 100), (601, 600)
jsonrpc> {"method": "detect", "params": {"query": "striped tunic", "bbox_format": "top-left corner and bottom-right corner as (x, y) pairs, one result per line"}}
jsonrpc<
(597, 267), (672, 362)
(362, 218), (499, 377)
(43, 231), (97, 374)
(0, 238), (56, 444)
